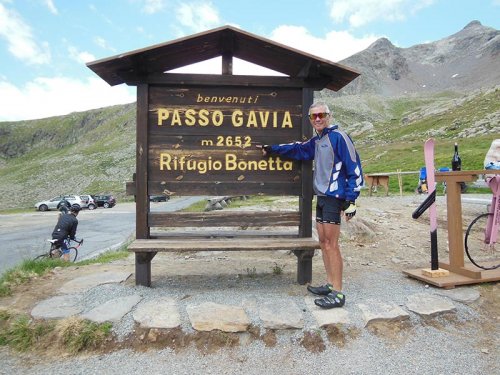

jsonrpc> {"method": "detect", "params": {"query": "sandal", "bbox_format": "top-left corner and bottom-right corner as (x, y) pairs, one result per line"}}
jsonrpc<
(314, 291), (345, 309)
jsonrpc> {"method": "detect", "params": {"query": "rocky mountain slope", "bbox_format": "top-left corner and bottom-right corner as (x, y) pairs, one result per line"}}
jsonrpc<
(337, 21), (500, 96)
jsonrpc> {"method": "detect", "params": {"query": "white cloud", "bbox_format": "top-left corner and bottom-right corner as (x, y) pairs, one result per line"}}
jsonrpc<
(43, 0), (58, 15)
(175, 1), (221, 33)
(68, 46), (96, 64)
(94, 36), (116, 52)
(0, 3), (51, 64)
(0, 77), (135, 121)
(94, 36), (107, 49)
(142, 0), (165, 14)
(327, 0), (435, 28)
(270, 25), (378, 62)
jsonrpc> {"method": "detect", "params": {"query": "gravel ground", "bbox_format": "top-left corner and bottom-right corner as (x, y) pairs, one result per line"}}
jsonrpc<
(0, 195), (498, 374)
(0, 313), (496, 375)
(1, 266), (497, 375)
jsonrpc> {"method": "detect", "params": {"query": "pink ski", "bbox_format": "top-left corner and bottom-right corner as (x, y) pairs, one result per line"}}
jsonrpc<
(424, 138), (439, 270)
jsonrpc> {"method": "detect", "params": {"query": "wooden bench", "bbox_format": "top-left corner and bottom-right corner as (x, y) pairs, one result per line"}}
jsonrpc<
(129, 237), (319, 287)
(127, 210), (319, 287)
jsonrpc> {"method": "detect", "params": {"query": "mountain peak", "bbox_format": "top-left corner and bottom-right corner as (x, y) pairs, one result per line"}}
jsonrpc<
(338, 20), (500, 96)
(368, 37), (396, 50)
(463, 20), (482, 29)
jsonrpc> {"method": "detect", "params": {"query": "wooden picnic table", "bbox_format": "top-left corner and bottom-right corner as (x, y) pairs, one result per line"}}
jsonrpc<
(365, 171), (420, 196)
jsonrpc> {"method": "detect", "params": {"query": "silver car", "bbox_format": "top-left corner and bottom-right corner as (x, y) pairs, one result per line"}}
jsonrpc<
(35, 195), (88, 212)
(79, 195), (96, 210)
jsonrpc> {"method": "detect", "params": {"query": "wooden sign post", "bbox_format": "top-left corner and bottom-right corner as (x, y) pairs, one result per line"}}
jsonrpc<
(87, 26), (360, 286)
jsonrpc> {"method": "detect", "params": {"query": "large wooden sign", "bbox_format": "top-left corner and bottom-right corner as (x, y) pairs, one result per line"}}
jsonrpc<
(147, 85), (307, 196)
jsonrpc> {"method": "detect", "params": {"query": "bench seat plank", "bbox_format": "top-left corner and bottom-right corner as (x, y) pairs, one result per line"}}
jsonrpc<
(128, 238), (319, 252)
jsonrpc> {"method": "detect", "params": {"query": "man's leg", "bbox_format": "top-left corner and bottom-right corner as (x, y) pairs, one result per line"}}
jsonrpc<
(316, 222), (333, 284)
(314, 221), (346, 308)
(60, 241), (70, 261)
(317, 222), (343, 291)
(311, 197), (346, 308)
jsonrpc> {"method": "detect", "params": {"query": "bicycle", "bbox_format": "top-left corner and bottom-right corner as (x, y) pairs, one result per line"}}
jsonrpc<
(34, 238), (83, 262)
(464, 175), (500, 270)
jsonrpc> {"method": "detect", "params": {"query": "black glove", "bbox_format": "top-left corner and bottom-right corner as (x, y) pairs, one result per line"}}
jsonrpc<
(341, 200), (356, 219)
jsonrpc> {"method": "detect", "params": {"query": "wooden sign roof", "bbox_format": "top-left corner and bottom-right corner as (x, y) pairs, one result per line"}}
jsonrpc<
(87, 25), (359, 91)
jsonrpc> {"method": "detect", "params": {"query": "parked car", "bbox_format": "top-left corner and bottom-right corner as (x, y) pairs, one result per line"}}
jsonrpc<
(79, 195), (96, 210)
(62, 195), (87, 210)
(149, 195), (169, 202)
(93, 195), (116, 208)
(35, 196), (64, 211)
(35, 195), (87, 211)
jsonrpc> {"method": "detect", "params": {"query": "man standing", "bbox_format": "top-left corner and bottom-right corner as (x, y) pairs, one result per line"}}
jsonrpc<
(258, 102), (363, 308)
(51, 204), (81, 261)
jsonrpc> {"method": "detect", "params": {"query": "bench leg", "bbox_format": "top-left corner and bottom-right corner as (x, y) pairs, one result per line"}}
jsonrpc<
(135, 252), (157, 287)
(294, 250), (315, 285)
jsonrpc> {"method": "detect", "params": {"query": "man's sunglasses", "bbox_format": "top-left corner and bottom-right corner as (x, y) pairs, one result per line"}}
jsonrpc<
(308, 112), (329, 120)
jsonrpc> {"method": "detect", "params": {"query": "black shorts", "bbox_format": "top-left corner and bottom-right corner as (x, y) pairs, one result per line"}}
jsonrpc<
(316, 196), (342, 225)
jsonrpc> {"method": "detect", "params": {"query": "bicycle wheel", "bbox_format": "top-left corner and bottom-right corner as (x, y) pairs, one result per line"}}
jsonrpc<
(34, 253), (50, 260)
(464, 213), (499, 270)
(67, 247), (78, 262)
(35, 247), (62, 261)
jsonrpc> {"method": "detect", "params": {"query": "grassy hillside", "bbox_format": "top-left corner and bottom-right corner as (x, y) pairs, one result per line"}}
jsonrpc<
(334, 87), (499, 193)
(0, 87), (498, 211)
(0, 104), (136, 210)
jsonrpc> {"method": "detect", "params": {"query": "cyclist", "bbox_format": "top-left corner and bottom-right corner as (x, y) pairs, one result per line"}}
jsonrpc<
(51, 204), (81, 261)
(57, 198), (71, 216)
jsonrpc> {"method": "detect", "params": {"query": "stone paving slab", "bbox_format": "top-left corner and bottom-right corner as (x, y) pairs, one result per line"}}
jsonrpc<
(304, 296), (350, 327)
(133, 298), (181, 329)
(186, 302), (250, 332)
(58, 271), (132, 294)
(31, 294), (84, 320)
(258, 301), (304, 329)
(406, 293), (456, 316)
(81, 295), (142, 323)
(357, 301), (410, 326)
(435, 288), (481, 304)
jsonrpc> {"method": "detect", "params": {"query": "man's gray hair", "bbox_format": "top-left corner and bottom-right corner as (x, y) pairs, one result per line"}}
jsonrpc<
(308, 102), (330, 114)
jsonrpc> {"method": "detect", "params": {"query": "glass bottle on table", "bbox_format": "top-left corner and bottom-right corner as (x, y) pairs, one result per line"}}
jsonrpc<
(451, 142), (467, 193)
(451, 142), (461, 171)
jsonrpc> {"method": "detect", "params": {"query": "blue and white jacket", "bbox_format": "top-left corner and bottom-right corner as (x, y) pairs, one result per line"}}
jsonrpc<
(269, 125), (363, 201)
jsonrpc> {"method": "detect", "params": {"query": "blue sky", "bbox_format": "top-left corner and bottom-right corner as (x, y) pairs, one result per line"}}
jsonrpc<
(0, 0), (499, 121)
